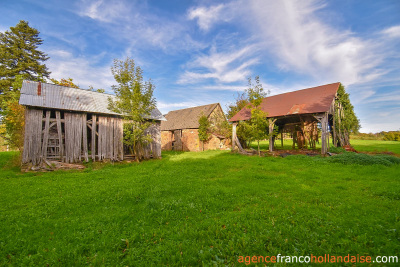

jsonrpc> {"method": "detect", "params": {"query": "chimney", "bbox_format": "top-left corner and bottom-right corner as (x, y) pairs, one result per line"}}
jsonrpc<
(37, 82), (41, 96)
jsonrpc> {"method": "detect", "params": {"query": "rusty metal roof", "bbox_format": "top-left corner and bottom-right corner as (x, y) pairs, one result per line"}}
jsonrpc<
(161, 103), (220, 131)
(19, 80), (166, 121)
(229, 82), (340, 122)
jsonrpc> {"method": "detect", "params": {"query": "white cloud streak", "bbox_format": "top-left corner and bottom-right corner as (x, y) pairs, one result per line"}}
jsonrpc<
(178, 45), (259, 84)
(47, 49), (115, 92)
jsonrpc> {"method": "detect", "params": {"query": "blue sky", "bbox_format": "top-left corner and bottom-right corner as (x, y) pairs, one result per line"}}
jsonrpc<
(1, 0), (399, 133)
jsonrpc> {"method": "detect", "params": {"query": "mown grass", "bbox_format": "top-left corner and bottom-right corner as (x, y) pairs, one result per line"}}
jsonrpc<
(0, 147), (399, 266)
(250, 139), (400, 155)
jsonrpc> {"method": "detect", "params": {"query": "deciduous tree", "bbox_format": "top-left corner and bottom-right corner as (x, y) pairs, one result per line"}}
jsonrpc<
(198, 114), (210, 151)
(108, 58), (156, 161)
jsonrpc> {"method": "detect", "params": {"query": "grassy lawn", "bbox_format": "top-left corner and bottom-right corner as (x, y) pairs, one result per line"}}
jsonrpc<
(0, 144), (399, 265)
(250, 139), (400, 155)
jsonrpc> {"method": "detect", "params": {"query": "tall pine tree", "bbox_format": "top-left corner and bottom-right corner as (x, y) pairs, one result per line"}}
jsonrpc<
(0, 20), (50, 99)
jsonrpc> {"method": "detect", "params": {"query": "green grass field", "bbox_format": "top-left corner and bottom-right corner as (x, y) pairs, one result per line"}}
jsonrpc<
(0, 141), (399, 265)
(250, 139), (400, 155)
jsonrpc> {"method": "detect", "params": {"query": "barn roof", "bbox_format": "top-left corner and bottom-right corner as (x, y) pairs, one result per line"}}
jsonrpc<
(19, 80), (166, 121)
(229, 82), (340, 122)
(161, 103), (220, 131)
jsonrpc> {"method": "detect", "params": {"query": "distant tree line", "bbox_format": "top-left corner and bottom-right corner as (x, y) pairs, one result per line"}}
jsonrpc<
(351, 131), (400, 141)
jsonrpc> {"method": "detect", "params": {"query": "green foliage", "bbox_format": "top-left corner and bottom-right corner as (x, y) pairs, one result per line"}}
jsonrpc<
(0, 146), (399, 265)
(0, 75), (25, 151)
(50, 77), (79, 88)
(246, 75), (267, 107)
(226, 92), (248, 120)
(239, 76), (269, 155)
(198, 115), (210, 151)
(382, 131), (400, 141)
(108, 58), (156, 160)
(0, 20), (50, 98)
(334, 84), (360, 146)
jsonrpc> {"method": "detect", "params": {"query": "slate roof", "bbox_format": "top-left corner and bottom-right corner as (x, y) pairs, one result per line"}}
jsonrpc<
(19, 80), (166, 121)
(229, 82), (340, 122)
(161, 103), (220, 131)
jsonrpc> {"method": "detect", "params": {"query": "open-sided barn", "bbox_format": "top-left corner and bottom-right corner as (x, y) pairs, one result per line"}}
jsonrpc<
(229, 82), (347, 154)
(161, 103), (230, 151)
(19, 80), (165, 166)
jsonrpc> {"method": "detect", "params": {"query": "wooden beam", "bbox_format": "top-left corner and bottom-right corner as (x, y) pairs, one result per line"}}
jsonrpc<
(41, 110), (51, 160)
(56, 111), (64, 161)
(82, 114), (88, 162)
(268, 118), (277, 152)
(232, 123), (237, 150)
(92, 115), (96, 161)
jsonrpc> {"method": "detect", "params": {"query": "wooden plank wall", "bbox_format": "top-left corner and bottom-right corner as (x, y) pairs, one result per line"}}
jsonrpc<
(22, 109), (44, 165)
(64, 112), (86, 163)
(22, 109), (159, 165)
(97, 116), (123, 161)
(143, 121), (162, 159)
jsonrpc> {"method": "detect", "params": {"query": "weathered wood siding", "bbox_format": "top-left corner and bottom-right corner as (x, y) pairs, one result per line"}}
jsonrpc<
(143, 121), (161, 158)
(22, 108), (161, 165)
(22, 108), (44, 165)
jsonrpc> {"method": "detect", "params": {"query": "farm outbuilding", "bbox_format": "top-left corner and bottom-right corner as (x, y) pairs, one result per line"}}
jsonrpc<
(161, 103), (230, 151)
(19, 80), (165, 166)
(229, 82), (348, 154)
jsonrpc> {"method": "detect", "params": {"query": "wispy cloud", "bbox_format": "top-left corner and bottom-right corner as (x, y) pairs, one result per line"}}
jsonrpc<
(78, 0), (130, 23)
(178, 44), (259, 84)
(188, 4), (227, 32)
(381, 25), (400, 39)
(47, 49), (114, 91)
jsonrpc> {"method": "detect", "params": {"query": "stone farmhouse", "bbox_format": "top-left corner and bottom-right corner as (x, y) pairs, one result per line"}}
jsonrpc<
(161, 103), (230, 151)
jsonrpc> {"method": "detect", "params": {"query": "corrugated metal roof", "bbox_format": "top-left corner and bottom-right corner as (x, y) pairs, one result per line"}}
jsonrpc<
(19, 80), (166, 121)
(229, 82), (340, 122)
(161, 103), (219, 131)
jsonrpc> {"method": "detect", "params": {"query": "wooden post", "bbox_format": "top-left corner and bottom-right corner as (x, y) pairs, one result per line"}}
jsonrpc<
(82, 114), (88, 162)
(56, 111), (64, 161)
(92, 115), (96, 161)
(281, 132), (284, 148)
(314, 113), (328, 154)
(268, 118), (277, 152)
(41, 110), (51, 161)
(232, 123), (237, 150)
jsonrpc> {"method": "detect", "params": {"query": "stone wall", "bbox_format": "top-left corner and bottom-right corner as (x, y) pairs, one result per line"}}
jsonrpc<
(161, 128), (230, 151)
(161, 130), (173, 150)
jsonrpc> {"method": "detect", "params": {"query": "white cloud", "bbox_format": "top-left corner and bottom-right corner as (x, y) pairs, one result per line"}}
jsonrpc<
(382, 25), (400, 39)
(78, 0), (129, 22)
(47, 49), (114, 92)
(178, 45), (259, 84)
(246, 0), (384, 86)
(188, 4), (227, 32)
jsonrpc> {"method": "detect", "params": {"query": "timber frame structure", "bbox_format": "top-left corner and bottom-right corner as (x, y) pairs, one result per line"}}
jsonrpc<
(229, 82), (347, 154)
(19, 80), (165, 166)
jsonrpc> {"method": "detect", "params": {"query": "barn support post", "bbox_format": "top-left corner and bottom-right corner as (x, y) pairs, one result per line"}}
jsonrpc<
(55, 111), (64, 161)
(281, 132), (284, 148)
(314, 113), (329, 154)
(268, 118), (277, 152)
(91, 115), (96, 161)
(41, 110), (51, 161)
(82, 114), (88, 162)
(232, 123), (237, 150)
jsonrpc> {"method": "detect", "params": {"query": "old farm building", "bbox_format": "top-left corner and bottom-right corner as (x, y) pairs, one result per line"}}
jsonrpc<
(229, 82), (346, 154)
(161, 103), (230, 151)
(19, 80), (165, 166)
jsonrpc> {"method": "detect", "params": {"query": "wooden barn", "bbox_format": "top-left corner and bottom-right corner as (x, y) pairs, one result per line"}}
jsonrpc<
(161, 103), (230, 151)
(19, 80), (165, 166)
(229, 82), (348, 154)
